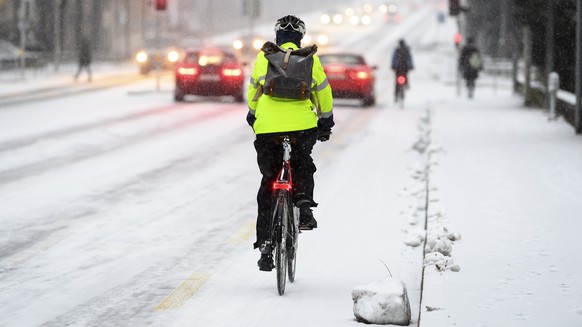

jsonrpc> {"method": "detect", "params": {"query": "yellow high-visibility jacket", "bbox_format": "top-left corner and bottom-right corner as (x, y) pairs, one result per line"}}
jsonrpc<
(247, 42), (333, 134)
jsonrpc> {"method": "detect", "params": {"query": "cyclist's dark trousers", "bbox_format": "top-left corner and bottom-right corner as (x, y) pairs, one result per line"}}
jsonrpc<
(253, 128), (318, 249)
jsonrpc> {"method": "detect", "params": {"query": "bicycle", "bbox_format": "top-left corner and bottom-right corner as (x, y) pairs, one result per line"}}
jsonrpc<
(394, 74), (407, 108)
(267, 135), (300, 295)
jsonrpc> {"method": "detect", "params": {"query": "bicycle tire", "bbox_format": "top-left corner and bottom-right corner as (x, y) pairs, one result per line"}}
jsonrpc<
(287, 201), (298, 283)
(275, 191), (288, 295)
(395, 85), (405, 105)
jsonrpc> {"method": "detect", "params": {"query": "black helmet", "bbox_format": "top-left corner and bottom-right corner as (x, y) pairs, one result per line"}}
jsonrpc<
(274, 15), (306, 36)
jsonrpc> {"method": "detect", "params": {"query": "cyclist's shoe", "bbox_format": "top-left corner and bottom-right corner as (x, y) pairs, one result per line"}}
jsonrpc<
(258, 243), (274, 272)
(258, 253), (274, 271)
(299, 204), (318, 230)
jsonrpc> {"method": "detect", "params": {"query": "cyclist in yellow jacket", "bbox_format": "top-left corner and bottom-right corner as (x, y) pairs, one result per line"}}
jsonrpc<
(246, 15), (334, 271)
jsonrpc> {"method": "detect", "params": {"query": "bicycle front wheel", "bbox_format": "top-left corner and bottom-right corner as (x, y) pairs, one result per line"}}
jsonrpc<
(275, 191), (288, 295)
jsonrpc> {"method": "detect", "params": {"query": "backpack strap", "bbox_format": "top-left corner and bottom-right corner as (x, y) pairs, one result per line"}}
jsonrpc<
(252, 84), (263, 102)
(282, 48), (292, 70)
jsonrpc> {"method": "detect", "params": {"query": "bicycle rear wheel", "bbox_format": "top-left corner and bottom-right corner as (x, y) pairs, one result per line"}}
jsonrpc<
(395, 85), (405, 107)
(287, 204), (299, 283)
(275, 191), (288, 295)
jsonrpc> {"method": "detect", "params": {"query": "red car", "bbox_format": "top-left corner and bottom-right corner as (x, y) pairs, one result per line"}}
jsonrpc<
(319, 53), (376, 107)
(174, 48), (245, 102)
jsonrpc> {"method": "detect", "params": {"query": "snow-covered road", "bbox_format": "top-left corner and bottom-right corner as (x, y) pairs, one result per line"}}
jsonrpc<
(2, 0), (582, 326)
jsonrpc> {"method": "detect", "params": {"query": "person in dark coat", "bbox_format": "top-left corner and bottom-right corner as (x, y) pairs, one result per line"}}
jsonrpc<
(74, 37), (92, 82)
(391, 39), (414, 98)
(458, 37), (483, 98)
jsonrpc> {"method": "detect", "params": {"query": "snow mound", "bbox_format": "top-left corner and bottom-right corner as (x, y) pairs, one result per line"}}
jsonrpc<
(404, 229), (425, 247)
(424, 252), (461, 272)
(352, 278), (411, 325)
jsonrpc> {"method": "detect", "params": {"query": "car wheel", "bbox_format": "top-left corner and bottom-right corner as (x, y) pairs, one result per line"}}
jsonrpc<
(174, 89), (185, 102)
(234, 92), (244, 103)
(362, 95), (375, 107)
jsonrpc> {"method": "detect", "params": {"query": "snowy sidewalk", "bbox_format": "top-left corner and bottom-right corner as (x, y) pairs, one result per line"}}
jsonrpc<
(416, 78), (582, 326)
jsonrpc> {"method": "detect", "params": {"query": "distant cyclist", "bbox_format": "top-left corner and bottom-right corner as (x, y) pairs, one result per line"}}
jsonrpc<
(246, 15), (334, 272)
(459, 37), (483, 98)
(391, 39), (414, 98)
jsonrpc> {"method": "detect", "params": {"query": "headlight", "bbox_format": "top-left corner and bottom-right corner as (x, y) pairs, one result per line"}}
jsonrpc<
(167, 50), (179, 63)
(136, 51), (148, 63)
(233, 39), (243, 50)
(303, 34), (312, 44)
(361, 15), (371, 25)
(253, 39), (264, 50)
(320, 14), (331, 24)
(317, 34), (329, 45)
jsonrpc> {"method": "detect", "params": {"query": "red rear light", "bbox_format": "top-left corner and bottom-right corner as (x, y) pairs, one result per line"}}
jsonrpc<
(221, 67), (242, 77)
(272, 181), (292, 191)
(397, 75), (407, 85)
(178, 67), (198, 75)
(349, 69), (372, 80)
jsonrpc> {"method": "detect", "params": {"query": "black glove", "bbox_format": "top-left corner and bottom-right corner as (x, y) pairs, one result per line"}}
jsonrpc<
(317, 115), (335, 130)
(246, 111), (256, 127)
(317, 129), (332, 142)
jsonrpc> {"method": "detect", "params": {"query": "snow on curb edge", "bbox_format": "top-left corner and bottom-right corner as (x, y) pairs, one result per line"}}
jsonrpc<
(400, 106), (462, 326)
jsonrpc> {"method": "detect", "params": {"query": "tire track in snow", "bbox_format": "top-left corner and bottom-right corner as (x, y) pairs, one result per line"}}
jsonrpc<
(0, 103), (241, 184)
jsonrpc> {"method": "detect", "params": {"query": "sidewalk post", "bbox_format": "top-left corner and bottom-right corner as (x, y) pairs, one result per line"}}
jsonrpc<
(548, 72), (559, 121)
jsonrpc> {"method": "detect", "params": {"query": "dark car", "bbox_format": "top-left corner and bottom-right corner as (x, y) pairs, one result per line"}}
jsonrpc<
(319, 53), (376, 107)
(174, 48), (245, 102)
(135, 48), (179, 75)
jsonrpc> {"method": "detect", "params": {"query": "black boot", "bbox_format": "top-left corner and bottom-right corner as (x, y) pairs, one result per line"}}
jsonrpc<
(257, 243), (274, 272)
(299, 203), (317, 230)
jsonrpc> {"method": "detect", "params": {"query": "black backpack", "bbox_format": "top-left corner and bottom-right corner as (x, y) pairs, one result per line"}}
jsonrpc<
(261, 41), (317, 100)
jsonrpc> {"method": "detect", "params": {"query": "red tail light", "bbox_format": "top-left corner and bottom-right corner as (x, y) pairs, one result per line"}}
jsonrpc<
(397, 75), (407, 85)
(177, 67), (198, 76)
(272, 181), (292, 191)
(221, 67), (242, 77)
(349, 69), (371, 80)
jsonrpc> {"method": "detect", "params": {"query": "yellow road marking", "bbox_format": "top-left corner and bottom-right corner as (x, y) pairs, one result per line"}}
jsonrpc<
(155, 273), (211, 310)
(228, 219), (256, 244)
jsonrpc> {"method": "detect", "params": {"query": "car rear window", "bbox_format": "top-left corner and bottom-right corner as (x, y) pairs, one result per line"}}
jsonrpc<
(319, 54), (365, 66)
(184, 51), (237, 66)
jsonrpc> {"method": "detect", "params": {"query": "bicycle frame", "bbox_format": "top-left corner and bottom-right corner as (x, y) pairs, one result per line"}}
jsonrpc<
(272, 137), (293, 191)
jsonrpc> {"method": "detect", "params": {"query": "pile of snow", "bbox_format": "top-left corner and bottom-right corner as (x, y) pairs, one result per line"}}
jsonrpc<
(401, 108), (462, 273)
(352, 277), (411, 325)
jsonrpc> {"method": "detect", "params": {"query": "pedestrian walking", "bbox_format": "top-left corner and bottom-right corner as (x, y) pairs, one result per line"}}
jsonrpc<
(74, 37), (92, 82)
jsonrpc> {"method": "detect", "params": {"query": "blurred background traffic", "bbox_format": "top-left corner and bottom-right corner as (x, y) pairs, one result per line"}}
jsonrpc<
(0, 0), (581, 119)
